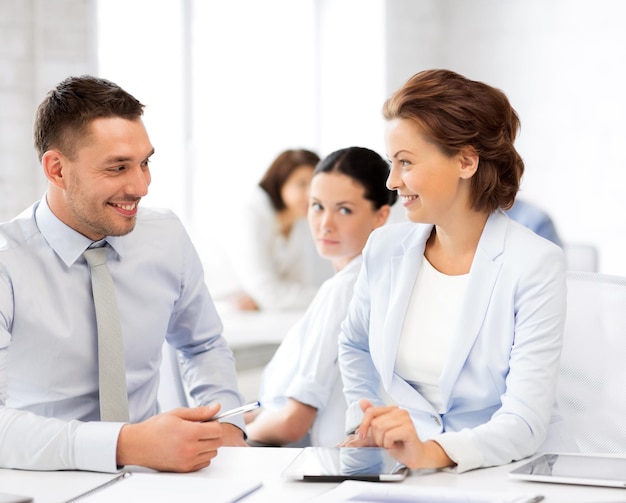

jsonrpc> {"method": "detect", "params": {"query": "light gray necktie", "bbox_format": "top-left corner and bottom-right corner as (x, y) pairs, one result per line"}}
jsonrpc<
(84, 246), (129, 423)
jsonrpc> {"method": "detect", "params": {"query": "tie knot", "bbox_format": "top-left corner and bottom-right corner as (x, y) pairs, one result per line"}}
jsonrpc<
(83, 247), (108, 267)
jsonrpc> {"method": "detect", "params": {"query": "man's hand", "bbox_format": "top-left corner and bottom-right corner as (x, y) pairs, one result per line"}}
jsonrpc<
(221, 422), (248, 446)
(116, 404), (232, 472)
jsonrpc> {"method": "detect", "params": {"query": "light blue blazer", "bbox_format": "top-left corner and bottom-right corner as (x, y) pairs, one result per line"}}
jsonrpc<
(338, 210), (568, 472)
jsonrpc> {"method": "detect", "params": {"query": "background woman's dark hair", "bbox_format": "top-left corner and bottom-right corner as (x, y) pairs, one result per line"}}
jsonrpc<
(382, 69), (524, 212)
(259, 149), (320, 211)
(314, 147), (398, 209)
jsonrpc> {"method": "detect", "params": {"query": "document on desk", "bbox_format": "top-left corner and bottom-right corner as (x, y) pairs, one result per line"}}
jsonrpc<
(311, 480), (544, 503)
(65, 472), (263, 503)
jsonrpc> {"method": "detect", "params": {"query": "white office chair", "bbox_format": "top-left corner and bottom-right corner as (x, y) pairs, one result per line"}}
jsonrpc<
(557, 271), (626, 453)
(563, 242), (599, 272)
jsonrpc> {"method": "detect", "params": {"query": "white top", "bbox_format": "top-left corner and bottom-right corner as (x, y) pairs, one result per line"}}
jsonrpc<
(226, 186), (332, 310)
(395, 258), (469, 412)
(258, 255), (363, 447)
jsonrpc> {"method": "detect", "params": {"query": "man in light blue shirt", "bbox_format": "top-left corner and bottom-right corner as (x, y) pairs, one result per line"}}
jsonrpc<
(0, 76), (246, 473)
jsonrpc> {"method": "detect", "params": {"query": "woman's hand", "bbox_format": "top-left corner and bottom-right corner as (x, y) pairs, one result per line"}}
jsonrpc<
(342, 399), (455, 470)
(233, 293), (259, 311)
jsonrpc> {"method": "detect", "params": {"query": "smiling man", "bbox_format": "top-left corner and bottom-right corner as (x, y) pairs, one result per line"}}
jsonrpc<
(0, 75), (246, 473)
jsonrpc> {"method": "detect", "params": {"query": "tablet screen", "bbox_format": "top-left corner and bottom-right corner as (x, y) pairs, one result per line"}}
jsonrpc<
(282, 447), (409, 482)
(509, 453), (626, 488)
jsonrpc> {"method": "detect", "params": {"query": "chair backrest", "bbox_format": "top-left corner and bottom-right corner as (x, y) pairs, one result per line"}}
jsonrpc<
(557, 271), (626, 453)
(563, 242), (599, 272)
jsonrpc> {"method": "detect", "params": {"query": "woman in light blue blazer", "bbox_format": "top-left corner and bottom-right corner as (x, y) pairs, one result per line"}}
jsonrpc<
(338, 69), (568, 473)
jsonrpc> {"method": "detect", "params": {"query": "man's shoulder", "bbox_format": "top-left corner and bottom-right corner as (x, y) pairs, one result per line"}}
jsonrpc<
(0, 204), (39, 253)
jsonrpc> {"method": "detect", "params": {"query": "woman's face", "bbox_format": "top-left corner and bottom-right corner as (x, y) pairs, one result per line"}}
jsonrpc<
(280, 164), (315, 218)
(385, 117), (473, 225)
(308, 172), (389, 271)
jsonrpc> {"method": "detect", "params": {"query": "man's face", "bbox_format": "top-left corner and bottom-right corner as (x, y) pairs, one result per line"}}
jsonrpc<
(55, 117), (153, 240)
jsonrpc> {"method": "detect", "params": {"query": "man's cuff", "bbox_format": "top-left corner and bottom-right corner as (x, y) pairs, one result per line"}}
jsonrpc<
(74, 421), (126, 473)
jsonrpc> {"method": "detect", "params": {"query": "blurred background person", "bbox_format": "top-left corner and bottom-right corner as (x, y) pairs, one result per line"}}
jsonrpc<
(246, 146), (397, 447)
(225, 149), (332, 311)
(506, 198), (563, 247)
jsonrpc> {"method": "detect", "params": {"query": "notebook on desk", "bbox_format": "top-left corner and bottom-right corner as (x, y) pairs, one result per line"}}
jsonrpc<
(0, 493), (33, 503)
(64, 472), (263, 503)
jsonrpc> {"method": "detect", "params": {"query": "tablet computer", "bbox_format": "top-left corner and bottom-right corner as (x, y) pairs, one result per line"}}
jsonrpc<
(282, 447), (409, 482)
(509, 453), (626, 488)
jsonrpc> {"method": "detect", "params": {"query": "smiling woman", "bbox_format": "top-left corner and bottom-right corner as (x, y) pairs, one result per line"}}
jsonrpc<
(338, 69), (570, 474)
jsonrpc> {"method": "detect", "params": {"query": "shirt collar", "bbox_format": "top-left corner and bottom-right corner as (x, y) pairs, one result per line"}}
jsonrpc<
(35, 196), (125, 266)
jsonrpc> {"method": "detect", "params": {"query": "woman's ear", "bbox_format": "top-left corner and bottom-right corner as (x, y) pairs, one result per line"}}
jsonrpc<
(42, 150), (67, 190)
(374, 205), (391, 228)
(458, 146), (479, 179)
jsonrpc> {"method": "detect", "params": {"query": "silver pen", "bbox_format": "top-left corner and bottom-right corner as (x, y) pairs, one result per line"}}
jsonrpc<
(203, 401), (261, 422)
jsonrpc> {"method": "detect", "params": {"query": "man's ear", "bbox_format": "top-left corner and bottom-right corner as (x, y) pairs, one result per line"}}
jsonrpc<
(42, 150), (67, 189)
(458, 146), (479, 179)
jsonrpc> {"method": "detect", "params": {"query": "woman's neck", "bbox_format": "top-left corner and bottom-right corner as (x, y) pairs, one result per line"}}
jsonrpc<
(424, 211), (489, 275)
(276, 210), (295, 237)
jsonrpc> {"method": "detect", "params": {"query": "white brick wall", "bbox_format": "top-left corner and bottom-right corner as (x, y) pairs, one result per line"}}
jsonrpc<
(0, 0), (96, 221)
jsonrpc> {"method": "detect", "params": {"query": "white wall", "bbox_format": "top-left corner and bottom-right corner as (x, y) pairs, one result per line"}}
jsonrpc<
(3, 0), (625, 277)
(96, 0), (187, 220)
(0, 0), (96, 222)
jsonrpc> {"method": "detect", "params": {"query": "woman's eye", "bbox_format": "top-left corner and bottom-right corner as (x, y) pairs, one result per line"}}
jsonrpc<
(339, 207), (352, 215)
(311, 202), (322, 211)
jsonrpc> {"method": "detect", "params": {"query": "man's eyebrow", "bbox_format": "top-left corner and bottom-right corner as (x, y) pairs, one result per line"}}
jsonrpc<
(102, 148), (155, 165)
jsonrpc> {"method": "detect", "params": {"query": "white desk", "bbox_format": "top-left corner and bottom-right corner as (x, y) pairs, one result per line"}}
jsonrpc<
(2, 448), (626, 503)
(215, 301), (303, 350)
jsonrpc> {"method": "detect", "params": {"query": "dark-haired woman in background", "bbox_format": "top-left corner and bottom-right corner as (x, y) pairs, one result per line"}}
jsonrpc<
(339, 69), (570, 472)
(246, 147), (397, 446)
(228, 149), (332, 311)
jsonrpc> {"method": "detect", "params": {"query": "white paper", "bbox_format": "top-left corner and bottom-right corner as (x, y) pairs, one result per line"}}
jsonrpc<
(311, 480), (543, 503)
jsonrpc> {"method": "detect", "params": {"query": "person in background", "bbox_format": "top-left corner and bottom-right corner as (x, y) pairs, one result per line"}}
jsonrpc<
(338, 69), (570, 472)
(506, 198), (563, 247)
(227, 149), (333, 311)
(246, 147), (396, 447)
(0, 75), (246, 473)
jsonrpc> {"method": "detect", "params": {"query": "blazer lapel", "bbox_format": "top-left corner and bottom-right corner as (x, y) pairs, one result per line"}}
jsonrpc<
(439, 211), (508, 410)
(380, 225), (431, 389)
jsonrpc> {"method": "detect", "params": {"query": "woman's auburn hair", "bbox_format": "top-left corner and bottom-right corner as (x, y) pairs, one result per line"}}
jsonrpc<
(383, 69), (524, 212)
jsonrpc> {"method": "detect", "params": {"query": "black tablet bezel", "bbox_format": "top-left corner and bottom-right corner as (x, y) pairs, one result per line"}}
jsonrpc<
(282, 447), (409, 482)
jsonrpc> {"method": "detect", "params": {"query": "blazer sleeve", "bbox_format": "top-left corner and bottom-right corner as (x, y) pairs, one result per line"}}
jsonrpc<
(338, 240), (386, 433)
